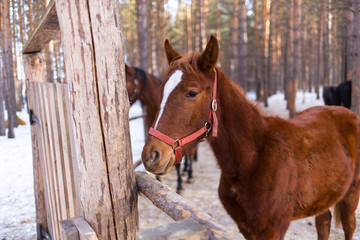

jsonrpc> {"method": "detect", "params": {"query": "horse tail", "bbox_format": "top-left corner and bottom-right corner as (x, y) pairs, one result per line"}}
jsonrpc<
(333, 203), (342, 228)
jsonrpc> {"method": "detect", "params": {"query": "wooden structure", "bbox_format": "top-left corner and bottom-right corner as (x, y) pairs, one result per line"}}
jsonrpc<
(23, 1), (242, 240)
(23, 0), (137, 239)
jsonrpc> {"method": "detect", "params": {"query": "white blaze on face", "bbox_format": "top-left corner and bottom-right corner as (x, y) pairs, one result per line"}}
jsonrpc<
(154, 70), (183, 129)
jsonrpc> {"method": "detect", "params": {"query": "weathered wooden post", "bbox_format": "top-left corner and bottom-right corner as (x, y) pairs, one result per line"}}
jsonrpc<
(54, 0), (138, 239)
(23, 52), (49, 237)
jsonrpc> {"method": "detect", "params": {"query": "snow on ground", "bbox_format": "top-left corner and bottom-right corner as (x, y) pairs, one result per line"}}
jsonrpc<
(0, 91), (324, 239)
(0, 110), (36, 239)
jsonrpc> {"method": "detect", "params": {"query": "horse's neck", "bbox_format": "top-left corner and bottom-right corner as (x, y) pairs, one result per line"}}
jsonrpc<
(209, 71), (266, 176)
(140, 75), (161, 128)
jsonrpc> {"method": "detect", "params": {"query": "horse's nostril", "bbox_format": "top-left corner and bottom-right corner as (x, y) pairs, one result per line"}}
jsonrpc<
(147, 150), (161, 166)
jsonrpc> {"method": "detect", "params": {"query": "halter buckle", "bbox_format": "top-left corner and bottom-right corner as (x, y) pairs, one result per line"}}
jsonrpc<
(211, 99), (218, 112)
(200, 122), (212, 142)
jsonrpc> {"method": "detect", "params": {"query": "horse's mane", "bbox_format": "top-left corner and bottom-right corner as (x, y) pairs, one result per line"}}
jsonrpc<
(132, 66), (148, 88)
(169, 52), (202, 78)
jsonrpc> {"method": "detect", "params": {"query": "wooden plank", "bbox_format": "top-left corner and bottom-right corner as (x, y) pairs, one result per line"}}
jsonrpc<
(71, 217), (98, 240)
(22, 53), (48, 234)
(37, 82), (60, 239)
(46, 83), (68, 220)
(22, 0), (60, 54)
(136, 172), (244, 240)
(60, 217), (98, 240)
(60, 219), (79, 240)
(41, 83), (63, 239)
(55, 0), (138, 238)
(33, 82), (56, 238)
(55, 83), (77, 217)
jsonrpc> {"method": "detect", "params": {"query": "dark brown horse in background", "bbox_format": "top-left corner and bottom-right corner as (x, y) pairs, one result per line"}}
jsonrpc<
(141, 36), (360, 239)
(125, 64), (196, 193)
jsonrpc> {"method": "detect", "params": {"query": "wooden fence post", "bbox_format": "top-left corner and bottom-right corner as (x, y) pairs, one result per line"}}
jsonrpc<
(23, 53), (49, 235)
(54, 0), (138, 239)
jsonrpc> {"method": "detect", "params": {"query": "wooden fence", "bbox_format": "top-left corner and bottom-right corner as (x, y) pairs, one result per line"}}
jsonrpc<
(23, 1), (242, 240)
(30, 82), (77, 238)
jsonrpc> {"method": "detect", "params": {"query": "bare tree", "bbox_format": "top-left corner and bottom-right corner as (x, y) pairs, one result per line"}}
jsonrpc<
(156, 0), (167, 77)
(351, 0), (360, 115)
(136, 0), (148, 71)
(1, 0), (17, 138)
(239, 0), (247, 90)
(231, 0), (239, 84)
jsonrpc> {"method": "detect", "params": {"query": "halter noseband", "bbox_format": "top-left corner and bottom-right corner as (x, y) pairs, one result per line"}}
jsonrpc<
(148, 68), (218, 164)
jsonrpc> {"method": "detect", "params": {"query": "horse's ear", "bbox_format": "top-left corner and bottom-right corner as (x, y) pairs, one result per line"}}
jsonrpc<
(164, 39), (181, 64)
(198, 35), (219, 72)
(125, 64), (134, 77)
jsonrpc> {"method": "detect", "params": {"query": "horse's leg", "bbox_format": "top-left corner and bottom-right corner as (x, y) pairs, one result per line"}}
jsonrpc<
(336, 178), (360, 240)
(336, 185), (360, 240)
(315, 210), (332, 240)
(182, 156), (188, 176)
(187, 155), (194, 183)
(175, 163), (184, 194)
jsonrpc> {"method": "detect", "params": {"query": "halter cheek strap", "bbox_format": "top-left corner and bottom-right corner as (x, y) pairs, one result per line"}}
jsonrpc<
(149, 68), (218, 163)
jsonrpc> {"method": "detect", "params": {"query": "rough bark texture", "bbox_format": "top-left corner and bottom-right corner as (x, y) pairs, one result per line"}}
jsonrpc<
(55, 0), (138, 239)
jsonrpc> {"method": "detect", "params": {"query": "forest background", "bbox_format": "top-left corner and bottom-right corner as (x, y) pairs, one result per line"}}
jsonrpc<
(0, 0), (360, 139)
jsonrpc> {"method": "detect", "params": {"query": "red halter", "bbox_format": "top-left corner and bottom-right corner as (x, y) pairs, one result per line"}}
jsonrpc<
(148, 68), (218, 164)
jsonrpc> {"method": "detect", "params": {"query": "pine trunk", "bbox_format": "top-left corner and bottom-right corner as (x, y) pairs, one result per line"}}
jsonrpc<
(286, 0), (295, 117)
(351, 0), (360, 114)
(345, 0), (355, 82)
(0, 60), (5, 136)
(262, 0), (269, 106)
(156, 0), (166, 77)
(254, 0), (261, 101)
(2, 0), (17, 138)
(136, 0), (148, 71)
(239, 0), (247, 90)
(231, 0), (239, 84)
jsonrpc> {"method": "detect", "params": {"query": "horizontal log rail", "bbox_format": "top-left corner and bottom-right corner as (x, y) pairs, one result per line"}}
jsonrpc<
(129, 113), (146, 121)
(135, 171), (243, 240)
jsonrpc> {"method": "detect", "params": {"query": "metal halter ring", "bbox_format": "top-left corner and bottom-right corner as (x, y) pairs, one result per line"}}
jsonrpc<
(172, 139), (180, 149)
(211, 99), (218, 112)
(200, 122), (212, 141)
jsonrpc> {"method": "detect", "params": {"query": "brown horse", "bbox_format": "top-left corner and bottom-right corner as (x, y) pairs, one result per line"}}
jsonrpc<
(125, 65), (160, 129)
(125, 64), (196, 192)
(141, 36), (360, 239)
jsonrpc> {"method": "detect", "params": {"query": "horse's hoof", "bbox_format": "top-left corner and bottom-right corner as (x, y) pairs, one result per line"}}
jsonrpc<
(187, 178), (195, 184)
(176, 189), (184, 195)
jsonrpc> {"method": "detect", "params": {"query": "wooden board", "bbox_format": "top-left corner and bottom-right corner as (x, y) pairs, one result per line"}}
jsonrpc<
(28, 81), (78, 239)
(22, 0), (60, 54)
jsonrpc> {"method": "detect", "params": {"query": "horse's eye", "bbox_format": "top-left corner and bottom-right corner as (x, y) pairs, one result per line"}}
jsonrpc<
(186, 90), (199, 98)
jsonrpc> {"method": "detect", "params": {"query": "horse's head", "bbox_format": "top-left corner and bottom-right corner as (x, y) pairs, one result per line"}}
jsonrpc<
(141, 35), (219, 175)
(125, 64), (139, 104)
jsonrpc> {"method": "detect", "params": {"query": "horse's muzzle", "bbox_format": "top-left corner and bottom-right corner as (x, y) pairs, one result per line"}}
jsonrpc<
(141, 138), (175, 175)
